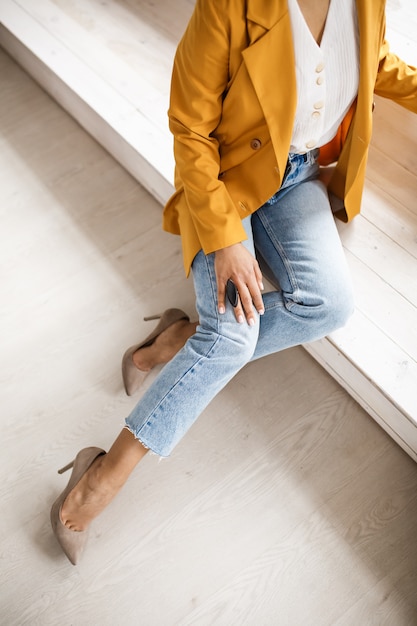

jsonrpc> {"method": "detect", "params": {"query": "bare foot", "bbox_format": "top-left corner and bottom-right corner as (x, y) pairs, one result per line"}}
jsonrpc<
(60, 455), (121, 532)
(132, 320), (198, 372)
(60, 430), (148, 531)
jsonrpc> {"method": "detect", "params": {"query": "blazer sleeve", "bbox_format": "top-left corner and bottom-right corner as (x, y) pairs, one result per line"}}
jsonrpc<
(168, 0), (247, 254)
(375, 31), (417, 113)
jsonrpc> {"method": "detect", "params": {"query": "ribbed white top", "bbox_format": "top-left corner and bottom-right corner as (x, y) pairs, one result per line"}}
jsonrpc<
(287, 0), (360, 153)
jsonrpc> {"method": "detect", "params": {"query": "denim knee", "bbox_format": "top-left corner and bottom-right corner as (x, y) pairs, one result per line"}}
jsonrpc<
(283, 277), (354, 336)
(123, 315), (260, 457)
(333, 283), (355, 329)
(318, 280), (355, 333)
(195, 315), (260, 372)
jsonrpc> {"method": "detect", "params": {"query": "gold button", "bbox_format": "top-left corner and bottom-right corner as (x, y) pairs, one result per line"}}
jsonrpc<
(316, 76), (324, 85)
(315, 62), (325, 72)
(306, 140), (317, 149)
(314, 101), (324, 110)
(312, 111), (321, 119)
(250, 138), (262, 150)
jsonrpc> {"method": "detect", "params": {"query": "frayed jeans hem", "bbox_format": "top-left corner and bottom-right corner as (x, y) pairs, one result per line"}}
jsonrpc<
(123, 424), (167, 457)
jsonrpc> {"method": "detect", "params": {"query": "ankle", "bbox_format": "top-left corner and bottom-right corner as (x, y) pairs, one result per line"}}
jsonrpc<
(88, 455), (126, 493)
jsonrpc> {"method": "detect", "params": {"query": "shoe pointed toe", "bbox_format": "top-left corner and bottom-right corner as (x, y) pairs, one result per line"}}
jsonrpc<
(121, 346), (149, 396)
(50, 499), (88, 565)
(50, 447), (105, 565)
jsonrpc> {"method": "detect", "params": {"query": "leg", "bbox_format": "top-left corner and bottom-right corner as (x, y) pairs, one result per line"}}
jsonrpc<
(61, 428), (147, 531)
(132, 319), (198, 372)
(251, 177), (354, 360)
(124, 245), (259, 456)
(61, 236), (259, 531)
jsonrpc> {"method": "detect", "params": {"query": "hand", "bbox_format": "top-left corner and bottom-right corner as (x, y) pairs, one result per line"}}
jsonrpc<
(215, 243), (265, 325)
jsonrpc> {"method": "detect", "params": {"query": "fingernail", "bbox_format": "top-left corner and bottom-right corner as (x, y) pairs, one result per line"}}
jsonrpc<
(238, 315), (244, 324)
(219, 306), (225, 314)
(249, 318), (255, 326)
(259, 308), (265, 315)
(260, 282), (265, 291)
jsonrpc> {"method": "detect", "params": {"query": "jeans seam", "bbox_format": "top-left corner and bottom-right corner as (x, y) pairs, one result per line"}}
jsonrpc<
(134, 331), (223, 438)
(206, 252), (222, 333)
(133, 247), (233, 442)
(256, 209), (300, 301)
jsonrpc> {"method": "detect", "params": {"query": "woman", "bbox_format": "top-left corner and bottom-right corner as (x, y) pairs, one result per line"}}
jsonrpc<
(51, 0), (417, 564)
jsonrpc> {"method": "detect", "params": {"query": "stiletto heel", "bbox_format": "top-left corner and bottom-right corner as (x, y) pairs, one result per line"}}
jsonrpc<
(143, 313), (163, 321)
(122, 308), (190, 396)
(58, 460), (75, 474)
(50, 446), (106, 565)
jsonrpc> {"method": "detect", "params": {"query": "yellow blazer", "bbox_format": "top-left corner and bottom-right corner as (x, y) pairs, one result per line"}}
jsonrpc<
(163, 0), (417, 275)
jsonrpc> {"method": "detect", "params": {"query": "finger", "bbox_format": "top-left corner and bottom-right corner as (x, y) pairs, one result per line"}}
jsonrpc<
(251, 284), (265, 316)
(254, 264), (265, 292)
(252, 263), (265, 309)
(237, 284), (258, 326)
(217, 281), (227, 315)
(233, 303), (245, 324)
(241, 274), (264, 317)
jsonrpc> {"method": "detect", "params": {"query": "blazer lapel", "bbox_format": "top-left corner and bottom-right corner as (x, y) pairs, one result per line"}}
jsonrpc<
(246, 0), (287, 32)
(243, 0), (297, 177)
(242, 0), (386, 188)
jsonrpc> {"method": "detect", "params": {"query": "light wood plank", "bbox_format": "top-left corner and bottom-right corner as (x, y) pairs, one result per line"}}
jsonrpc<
(15, 0), (175, 125)
(344, 251), (417, 358)
(0, 1), (176, 204)
(361, 182), (417, 257)
(372, 96), (417, 170)
(337, 217), (417, 305)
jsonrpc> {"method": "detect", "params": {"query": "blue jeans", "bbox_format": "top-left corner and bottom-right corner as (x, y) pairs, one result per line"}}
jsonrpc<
(125, 151), (354, 456)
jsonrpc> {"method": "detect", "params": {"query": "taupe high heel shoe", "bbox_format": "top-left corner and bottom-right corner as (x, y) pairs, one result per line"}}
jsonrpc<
(122, 308), (190, 396)
(50, 447), (106, 565)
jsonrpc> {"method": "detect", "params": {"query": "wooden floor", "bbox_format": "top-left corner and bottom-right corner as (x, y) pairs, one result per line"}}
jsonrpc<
(2, 50), (417, 626)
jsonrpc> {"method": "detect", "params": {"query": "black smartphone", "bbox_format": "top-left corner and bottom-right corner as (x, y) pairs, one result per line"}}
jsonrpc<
(226, 279), (239, 308)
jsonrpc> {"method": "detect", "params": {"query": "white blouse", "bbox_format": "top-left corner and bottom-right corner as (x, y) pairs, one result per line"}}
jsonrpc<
(287, 0), (360, 154)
